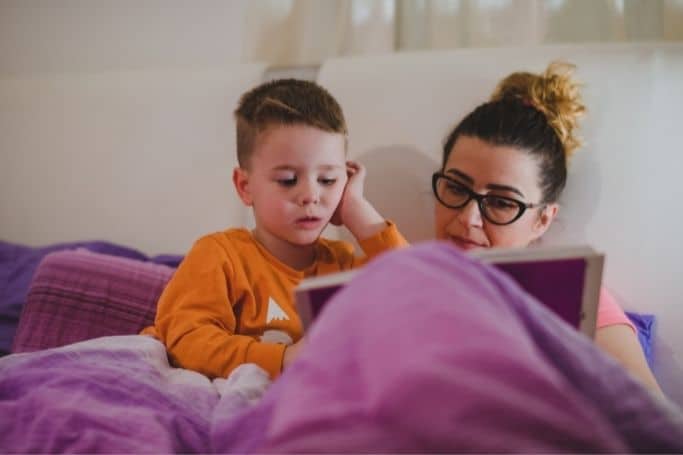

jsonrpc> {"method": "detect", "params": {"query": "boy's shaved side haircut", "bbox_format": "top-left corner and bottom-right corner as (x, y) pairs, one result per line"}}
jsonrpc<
(234, 79), (348, 168)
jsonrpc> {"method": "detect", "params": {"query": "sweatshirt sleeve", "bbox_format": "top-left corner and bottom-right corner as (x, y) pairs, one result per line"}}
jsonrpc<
(146, 236), (286, 379)
(352, 220), (408, 267)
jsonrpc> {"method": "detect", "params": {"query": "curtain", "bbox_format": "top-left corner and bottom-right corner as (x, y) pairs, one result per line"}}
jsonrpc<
(243, 0), (395, 66)
(243, 0), (683, 66)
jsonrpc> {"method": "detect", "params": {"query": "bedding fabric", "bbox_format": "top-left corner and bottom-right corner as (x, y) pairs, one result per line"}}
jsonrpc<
(8, 244), (659, 364)
(0, 335), (270, 453)
(626, 311), (656, 368)
(0, 242), (681, 452)
(12, 249), (175, 353)
(0, 240), (182, 355)
(213, 242), (683, 453)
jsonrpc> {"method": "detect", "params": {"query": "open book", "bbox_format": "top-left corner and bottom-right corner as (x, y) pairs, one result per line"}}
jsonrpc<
(294, 244), (604, 337)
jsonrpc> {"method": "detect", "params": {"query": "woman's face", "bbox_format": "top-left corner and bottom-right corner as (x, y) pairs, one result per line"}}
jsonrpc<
(434, 135), (558, 250)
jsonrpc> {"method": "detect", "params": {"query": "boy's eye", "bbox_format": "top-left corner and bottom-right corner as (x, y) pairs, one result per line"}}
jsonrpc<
(277, 177), (297, 187)
(319, 178), (337, 186)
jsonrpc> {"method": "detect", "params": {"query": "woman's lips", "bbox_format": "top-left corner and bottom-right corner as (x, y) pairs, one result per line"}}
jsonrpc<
(449, 235), (486, 250)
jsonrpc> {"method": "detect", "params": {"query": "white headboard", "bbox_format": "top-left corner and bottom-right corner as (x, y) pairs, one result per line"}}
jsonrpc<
(0, 65), (266, 255)
(318, 43), (683, 402)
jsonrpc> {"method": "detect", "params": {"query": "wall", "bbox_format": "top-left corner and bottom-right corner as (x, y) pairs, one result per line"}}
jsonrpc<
(0, 67), (265, 254)
(0, 0), (248, 76)
(0, 0), (262, 254)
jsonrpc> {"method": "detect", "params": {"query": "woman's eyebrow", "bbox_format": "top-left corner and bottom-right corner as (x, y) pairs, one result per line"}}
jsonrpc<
(445, 168), (474, 184)
(487, 184), (525, 198)
(447, 168), (525, 198)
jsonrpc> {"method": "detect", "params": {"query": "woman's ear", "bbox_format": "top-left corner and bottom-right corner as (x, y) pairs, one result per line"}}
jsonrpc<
(532, 203), (559, 240)
(233, 167), (253, 206)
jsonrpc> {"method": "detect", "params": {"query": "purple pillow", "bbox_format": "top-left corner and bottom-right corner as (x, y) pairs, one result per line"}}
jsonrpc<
(11, 249), (174, 353)
(625, 311), (656, 368)
(0, 240), (182, 355)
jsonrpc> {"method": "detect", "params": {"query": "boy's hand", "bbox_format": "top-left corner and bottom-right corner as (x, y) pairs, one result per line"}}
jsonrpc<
(282, 338), (305, 370)
(331, 161), (363, 227)
(331, 160), (386, 240)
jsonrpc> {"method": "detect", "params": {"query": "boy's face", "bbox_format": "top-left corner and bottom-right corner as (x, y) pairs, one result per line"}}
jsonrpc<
(234, 124), (347, 249)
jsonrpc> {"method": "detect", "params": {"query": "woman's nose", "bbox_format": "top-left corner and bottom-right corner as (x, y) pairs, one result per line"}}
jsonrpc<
(456, 199), (483, 227)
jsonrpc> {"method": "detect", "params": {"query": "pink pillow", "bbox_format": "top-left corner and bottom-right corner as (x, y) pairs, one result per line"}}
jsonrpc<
(12, 249), (173, 353)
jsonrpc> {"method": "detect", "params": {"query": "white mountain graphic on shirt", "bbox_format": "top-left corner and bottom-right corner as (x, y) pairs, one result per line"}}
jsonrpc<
(260, 297), (292, 345)
(266, 297), (289, 324)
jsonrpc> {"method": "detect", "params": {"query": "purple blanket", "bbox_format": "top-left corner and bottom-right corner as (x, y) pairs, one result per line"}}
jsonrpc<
(1, 242), (681, 452)
(0, 335), (271, 453)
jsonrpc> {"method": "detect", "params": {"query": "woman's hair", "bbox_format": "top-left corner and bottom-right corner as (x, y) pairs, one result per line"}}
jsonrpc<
(441, 62), (586, 203)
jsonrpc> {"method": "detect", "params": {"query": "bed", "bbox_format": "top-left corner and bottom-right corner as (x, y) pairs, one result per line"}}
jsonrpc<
(2, 243), (682, 452)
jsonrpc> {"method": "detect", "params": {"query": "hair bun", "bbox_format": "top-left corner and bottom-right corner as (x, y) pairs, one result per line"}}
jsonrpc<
(490, 61), (586, 158)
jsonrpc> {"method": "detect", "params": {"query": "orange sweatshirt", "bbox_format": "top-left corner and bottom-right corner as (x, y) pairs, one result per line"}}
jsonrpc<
(141, 222), (407, 379)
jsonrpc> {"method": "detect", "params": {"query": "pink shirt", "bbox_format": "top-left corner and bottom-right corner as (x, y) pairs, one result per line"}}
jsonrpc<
(597, 288), (636, 333)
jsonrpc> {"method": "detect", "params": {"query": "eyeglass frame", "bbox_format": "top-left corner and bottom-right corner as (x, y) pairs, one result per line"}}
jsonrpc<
(431, 171), (543, 226)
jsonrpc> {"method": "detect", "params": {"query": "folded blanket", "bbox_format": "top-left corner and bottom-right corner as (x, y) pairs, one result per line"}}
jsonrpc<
(214, 242), (683, 453)
(0, 335), (269, 453)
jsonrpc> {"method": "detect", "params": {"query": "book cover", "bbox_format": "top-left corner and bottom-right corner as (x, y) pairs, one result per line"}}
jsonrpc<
(294, 245), (603, 336)
(470, 245), (603, 336)
(295, 270), (356, 332)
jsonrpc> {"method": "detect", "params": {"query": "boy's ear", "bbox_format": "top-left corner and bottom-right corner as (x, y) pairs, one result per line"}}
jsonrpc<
(232, 167), (253, 206)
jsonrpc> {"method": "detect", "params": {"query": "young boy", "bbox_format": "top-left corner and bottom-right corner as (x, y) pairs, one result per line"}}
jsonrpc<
(142, 79), (407, 380)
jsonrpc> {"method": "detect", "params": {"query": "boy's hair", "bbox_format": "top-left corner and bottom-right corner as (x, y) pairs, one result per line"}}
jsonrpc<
(234, 79), (348, 168)
(442, 62), (586, 204)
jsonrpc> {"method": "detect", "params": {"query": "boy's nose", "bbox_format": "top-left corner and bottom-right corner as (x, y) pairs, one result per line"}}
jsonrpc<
(297, 183), (320, 206)
(456, 199), (483, 227)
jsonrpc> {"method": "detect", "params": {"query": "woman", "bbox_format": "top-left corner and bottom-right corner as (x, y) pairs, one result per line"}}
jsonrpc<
(432, 62), (662, 394)
(195, 64), (682, 453)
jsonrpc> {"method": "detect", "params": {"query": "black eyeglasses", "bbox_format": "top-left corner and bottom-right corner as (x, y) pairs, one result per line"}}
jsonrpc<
(432, 172), (542, 225)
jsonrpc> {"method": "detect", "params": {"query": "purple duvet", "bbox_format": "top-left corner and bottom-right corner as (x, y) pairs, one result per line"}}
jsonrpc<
(1, 242), (681, 452)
